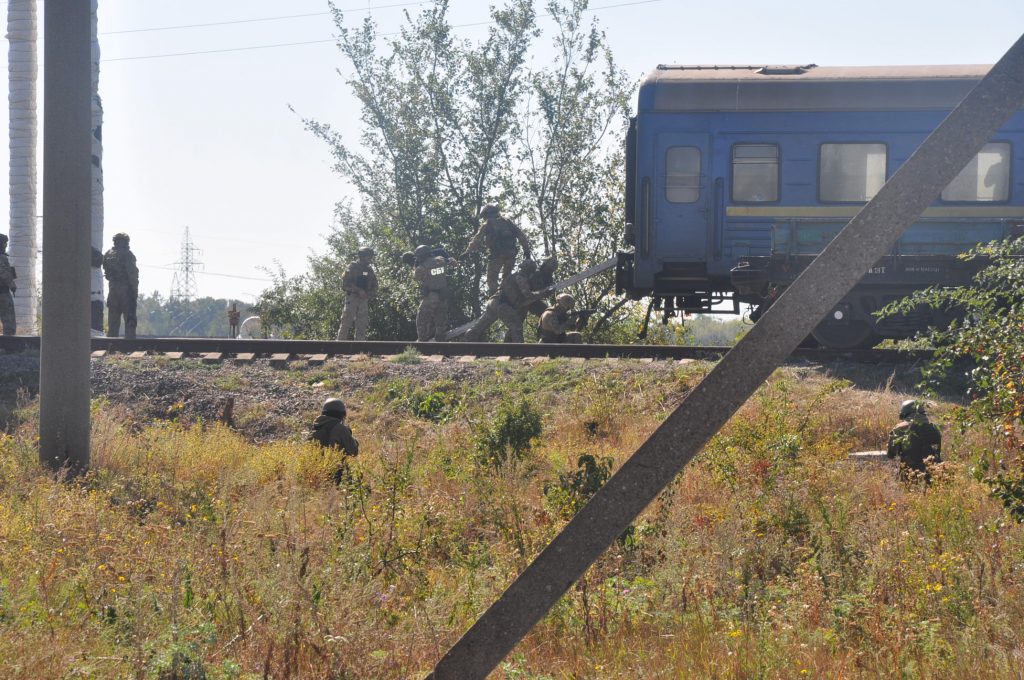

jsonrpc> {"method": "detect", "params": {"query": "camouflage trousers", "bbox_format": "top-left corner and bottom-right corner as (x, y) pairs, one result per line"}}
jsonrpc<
(416, 291), (448, 342)
(0, 289), (14, 335)
(336, 293), (369, 341)
(465, 297), (525, 343)
(107, 285), (137, 339)
(485, 251), (516, 296)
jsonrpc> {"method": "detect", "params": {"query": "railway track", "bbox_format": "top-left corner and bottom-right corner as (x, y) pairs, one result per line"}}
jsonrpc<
(0, 336), (931, 364)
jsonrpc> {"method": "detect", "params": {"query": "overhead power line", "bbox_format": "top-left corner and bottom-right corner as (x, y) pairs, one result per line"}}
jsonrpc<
(103, 0), (666, 63)
(100, 2), (428, 36)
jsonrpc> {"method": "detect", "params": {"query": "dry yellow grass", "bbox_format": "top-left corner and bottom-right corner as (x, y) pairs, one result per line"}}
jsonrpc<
(0, 361), (1021, 678)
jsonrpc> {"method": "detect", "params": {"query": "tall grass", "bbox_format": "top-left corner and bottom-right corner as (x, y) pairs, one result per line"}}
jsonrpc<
(0, 362), (1022, 678)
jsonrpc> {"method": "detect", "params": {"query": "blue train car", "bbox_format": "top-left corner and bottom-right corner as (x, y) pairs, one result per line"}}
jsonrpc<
(616, 64), (1024, 347)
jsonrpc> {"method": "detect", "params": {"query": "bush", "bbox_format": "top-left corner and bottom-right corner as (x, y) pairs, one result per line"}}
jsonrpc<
(474, 398), (542, 468)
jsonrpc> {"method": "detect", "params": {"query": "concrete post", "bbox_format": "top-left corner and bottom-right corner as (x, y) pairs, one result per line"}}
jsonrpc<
(429, 33), (1024, 679)
(39, 1), (93, 475)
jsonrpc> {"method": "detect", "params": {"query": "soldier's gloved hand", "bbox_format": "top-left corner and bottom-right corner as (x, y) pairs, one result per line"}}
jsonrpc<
(9, 283), (15, 293)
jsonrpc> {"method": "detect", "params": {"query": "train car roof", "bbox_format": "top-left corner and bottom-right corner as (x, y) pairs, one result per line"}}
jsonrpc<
(640, 64), (992, 113)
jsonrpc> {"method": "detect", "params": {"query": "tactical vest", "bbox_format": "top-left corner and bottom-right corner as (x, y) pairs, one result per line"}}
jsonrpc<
(419, 255), (448, 293)
(309, 416), (342, 447)
(539, 308), (570, 341)
(499, 271), (530, 307)
(485, 218), (519, 254)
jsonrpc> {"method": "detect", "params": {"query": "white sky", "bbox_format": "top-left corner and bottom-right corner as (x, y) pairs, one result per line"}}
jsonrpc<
(3, 0), (1022, 301)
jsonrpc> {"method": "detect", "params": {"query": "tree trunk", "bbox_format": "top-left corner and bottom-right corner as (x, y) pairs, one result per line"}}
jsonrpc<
(7, 0), (38, 333)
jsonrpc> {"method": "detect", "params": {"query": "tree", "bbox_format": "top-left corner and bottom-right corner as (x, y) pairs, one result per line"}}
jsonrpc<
(517, 0), (632, 323)
(883, 240), (1024, 516)
(258, 0), (640, 342)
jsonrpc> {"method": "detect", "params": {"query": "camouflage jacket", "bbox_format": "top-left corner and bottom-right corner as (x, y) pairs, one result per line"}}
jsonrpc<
(342, 260), (378, 297)
(887, 417), (941, 472)
(0, 252), (14, 290)
(102, 247), (139, 288)
(498, 268), (540, 310)
(468, 216), (531, 256)
(539, 307), (573, 341)
(414, 255), (449, 294)
(308, 415), (359, 456)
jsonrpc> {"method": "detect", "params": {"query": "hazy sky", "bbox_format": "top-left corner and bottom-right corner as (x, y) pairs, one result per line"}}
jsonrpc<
(3, 0), (1022, 302)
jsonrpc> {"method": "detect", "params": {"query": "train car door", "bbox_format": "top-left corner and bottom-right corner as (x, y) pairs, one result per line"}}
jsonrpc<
(653, 133), (710, 263)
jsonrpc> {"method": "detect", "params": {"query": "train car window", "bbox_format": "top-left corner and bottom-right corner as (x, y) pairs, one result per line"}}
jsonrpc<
(941, 142), (1011, 202)
(666, 146), (701, 203)
(819, 143), (886, 202)
(732, 144), (778, 202)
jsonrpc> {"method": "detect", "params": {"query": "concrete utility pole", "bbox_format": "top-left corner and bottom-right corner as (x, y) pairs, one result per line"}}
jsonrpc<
(428, 32), (1024, 679)
(39, 1), (93, 475)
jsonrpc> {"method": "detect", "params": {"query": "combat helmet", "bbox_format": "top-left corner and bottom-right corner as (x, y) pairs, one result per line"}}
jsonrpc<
(414, 245), (432, 261)
(539, 254), (557, 273)
(555, 293), (574, 309)
(480, 204), (500, 218)
(321, 398), (347, 420)
(0, 233), (7, 246)
(357, 246), (375, 258)
(899, 399), (923, 419)
(112, 232), (130, 245)
(520, 258), (537, 273)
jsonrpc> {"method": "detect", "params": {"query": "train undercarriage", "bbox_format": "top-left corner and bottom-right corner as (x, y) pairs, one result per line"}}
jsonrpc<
(616, 250), (983, 349)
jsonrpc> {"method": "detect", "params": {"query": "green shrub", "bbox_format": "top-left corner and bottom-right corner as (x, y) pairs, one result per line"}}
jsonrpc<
(474, 398), (542, 468)
(545, 454), (613, 519)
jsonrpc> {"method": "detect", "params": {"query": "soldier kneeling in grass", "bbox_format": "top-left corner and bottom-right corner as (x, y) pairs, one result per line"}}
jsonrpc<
(887, 400), (942, 483)
(308, 398), (359, 484)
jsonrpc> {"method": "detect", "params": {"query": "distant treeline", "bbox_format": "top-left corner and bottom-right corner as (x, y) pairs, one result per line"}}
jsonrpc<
(135, 292), (252, 338)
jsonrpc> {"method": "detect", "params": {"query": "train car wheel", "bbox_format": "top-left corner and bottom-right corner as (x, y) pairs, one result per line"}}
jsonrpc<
(811, 319), (880, 349)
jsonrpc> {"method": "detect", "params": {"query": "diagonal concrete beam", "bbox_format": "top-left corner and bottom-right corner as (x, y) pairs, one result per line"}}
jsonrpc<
(429, 33), (1024, 679)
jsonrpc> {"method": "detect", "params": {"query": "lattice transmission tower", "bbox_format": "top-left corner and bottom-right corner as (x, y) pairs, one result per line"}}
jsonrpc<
(169, 226), (202, 302)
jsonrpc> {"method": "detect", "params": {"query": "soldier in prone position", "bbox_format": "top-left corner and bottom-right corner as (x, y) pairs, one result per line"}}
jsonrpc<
(0, 233), (16, 335)
(465, 258), (547, 343)
(887, 400), (942, 482)
(464, 204), (532, 295)
(102, 232), (139, 339)
(539, 294), (584, 344)
(413, 244), (457, 342)
(307, 398), (359, 485)
(336, 246), (379, 341)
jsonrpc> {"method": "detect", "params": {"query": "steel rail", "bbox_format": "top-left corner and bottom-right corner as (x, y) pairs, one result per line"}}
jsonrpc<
(0, 335), (930, 363)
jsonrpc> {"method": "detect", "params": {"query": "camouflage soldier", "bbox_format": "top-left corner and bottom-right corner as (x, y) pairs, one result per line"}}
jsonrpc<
(413, 244), (456, 342)
(307, 398), (359, 484)
(102, 232), (139, 339)
(465, 259), (545, 343)
(336, 246), (379, 341)
(464, 204), (532, 295)
(539, 293), (583, 343)
(887, 400), (942, 481)
(228, 303), (241, 337)
(0, 233), (16, 335)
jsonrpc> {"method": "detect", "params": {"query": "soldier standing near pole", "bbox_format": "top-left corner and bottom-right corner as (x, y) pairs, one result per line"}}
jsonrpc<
(0, 234), (17, 335)
(102, 232), (139, 339)
(413, 244), (456, 342)
(464, 205), (532, 295)
(336, 246), (378, 341)
(227, 302), (241, 338)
